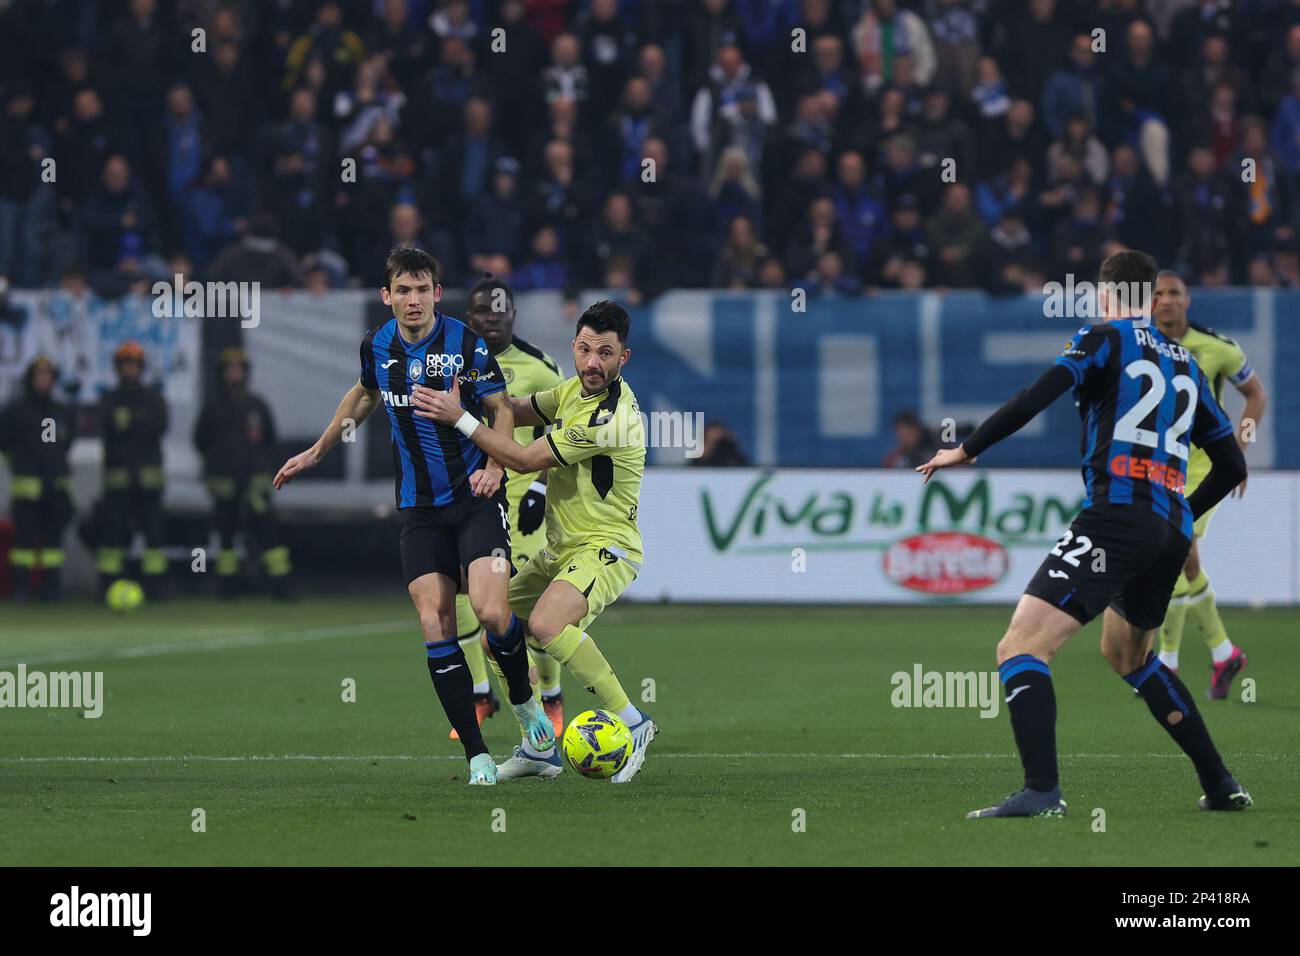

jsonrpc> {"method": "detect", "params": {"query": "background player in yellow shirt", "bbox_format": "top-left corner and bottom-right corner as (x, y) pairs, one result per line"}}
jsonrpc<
(1153, 271), (1268, 699)
(412, 300), (656, 783)
(450, 276), (568, 742)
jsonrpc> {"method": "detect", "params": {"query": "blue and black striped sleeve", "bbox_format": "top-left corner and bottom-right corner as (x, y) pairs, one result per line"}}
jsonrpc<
(359, 331), (378, 389)
(1053, 325), (1113, 386)
(466, 335), (506, 399)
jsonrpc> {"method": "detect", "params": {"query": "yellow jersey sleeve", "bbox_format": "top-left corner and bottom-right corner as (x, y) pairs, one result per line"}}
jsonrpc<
(1222, 338), (1253, 387)
(1186, 325), (1254, 398)
(530, 384), (563, 425)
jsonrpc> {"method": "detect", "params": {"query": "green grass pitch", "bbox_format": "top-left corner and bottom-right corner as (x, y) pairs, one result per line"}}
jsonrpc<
(3, 597), (1296, 866)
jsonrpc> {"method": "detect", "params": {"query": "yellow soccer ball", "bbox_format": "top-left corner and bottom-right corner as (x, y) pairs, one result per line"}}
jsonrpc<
(562, 709), (633, 779)
(106, 579), (145, 613)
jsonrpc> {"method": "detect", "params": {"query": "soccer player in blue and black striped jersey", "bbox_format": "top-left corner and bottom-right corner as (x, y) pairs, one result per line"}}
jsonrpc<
(918, 251), (1252, 818)
(273, 247), (554, 785)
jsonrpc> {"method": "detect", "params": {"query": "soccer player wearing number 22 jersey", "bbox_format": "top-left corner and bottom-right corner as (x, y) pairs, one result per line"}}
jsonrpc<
(273, 248), (555, 787)
(412, 300), (656, 784)
(917, 251), (1252, 818)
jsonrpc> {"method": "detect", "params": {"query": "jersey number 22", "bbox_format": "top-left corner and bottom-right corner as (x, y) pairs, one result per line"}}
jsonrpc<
(1113, 359), (1197, 461)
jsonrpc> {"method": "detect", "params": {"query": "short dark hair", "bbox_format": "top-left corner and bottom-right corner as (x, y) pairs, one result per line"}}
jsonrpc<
(384, 246), (440, 290)
(575, 299), (630, 344)
(469, 271), (514, 310)
(1156, 268), (1186, 288)
(1098, 249), (1157, 288)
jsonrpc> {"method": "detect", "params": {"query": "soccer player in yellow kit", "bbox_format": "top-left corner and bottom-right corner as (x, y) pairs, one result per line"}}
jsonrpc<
(1153, 271), (1268, 699)
(413, 299), (655, 783)
(449, 276), (568, 741)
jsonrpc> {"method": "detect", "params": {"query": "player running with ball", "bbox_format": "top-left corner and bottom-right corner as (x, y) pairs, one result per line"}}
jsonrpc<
(412, 299), (656, 783)
(918, 251), (1252, 818)
(273, 247), (553, 786)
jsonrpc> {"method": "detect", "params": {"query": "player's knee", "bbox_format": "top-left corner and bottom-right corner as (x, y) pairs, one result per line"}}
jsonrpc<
(528, 612), (561, 645)
(472, 599), (511, 636)
(1100, 636), (1144, 676)
(1183, 551), (1200, 580)
(416, 610), (455, 643)
(1101, 642), (1135, 675)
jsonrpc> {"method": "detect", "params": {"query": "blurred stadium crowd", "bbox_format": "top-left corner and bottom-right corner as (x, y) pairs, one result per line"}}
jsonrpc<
(2, 0), (1300, 301)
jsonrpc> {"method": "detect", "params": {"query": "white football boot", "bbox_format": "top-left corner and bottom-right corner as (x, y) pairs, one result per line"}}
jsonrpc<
(497, 743), (564, 780)
(610, 710), (657, 784)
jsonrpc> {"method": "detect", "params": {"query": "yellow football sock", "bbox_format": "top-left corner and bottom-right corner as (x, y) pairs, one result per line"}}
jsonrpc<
(534, 645), (563, 697)
(544, 624), (630, 714)
(1159, 572), (1191, 659)
(1185, 568), (1231, 655)
(458, 630), (490, 691)
(454, 593), (489, 692)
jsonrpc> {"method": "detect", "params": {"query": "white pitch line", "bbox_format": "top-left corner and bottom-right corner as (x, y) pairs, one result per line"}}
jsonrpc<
(1, 620), (413, 667)
(0, 752), (1286, 764)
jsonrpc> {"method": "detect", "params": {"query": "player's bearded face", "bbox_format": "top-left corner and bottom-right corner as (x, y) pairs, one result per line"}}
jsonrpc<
(573, 328), (628, 395)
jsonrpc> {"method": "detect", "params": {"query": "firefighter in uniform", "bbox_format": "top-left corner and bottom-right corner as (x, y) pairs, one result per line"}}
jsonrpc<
(0, 356), (75, 601)
(96, 341), (169, 596)
(194, 347), (291, 598)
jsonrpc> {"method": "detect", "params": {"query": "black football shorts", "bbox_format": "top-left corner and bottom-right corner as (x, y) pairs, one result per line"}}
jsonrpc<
(1024, 504), (1191, 631)
(398, 491), (512, 585)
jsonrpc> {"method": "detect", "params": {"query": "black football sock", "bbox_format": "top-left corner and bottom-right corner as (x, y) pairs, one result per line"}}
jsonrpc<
(425, 640), (488, 760)
(484, 614), (533, 706)
(1124, 653), (1230, 793)
(998, 654), (1059, 792)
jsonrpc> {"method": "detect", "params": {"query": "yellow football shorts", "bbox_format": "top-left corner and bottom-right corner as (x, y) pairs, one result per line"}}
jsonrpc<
(509, 545), (638, 633)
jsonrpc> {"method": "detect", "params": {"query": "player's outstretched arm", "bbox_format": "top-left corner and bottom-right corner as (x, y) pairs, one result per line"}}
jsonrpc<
(916, 363), (1075, 482)
(274, 380), (380, 489)
(410, 378), (556, 473)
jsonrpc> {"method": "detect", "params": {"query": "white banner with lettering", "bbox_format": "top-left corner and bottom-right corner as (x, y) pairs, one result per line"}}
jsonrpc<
(629, 469), (1298, 606)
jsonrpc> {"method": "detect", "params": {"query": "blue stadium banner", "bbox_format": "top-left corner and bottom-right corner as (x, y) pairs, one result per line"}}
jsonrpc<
(576, 289), (1292, 469)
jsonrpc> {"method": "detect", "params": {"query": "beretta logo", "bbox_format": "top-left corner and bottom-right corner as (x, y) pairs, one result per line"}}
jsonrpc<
(883, 532), (1008, 594)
